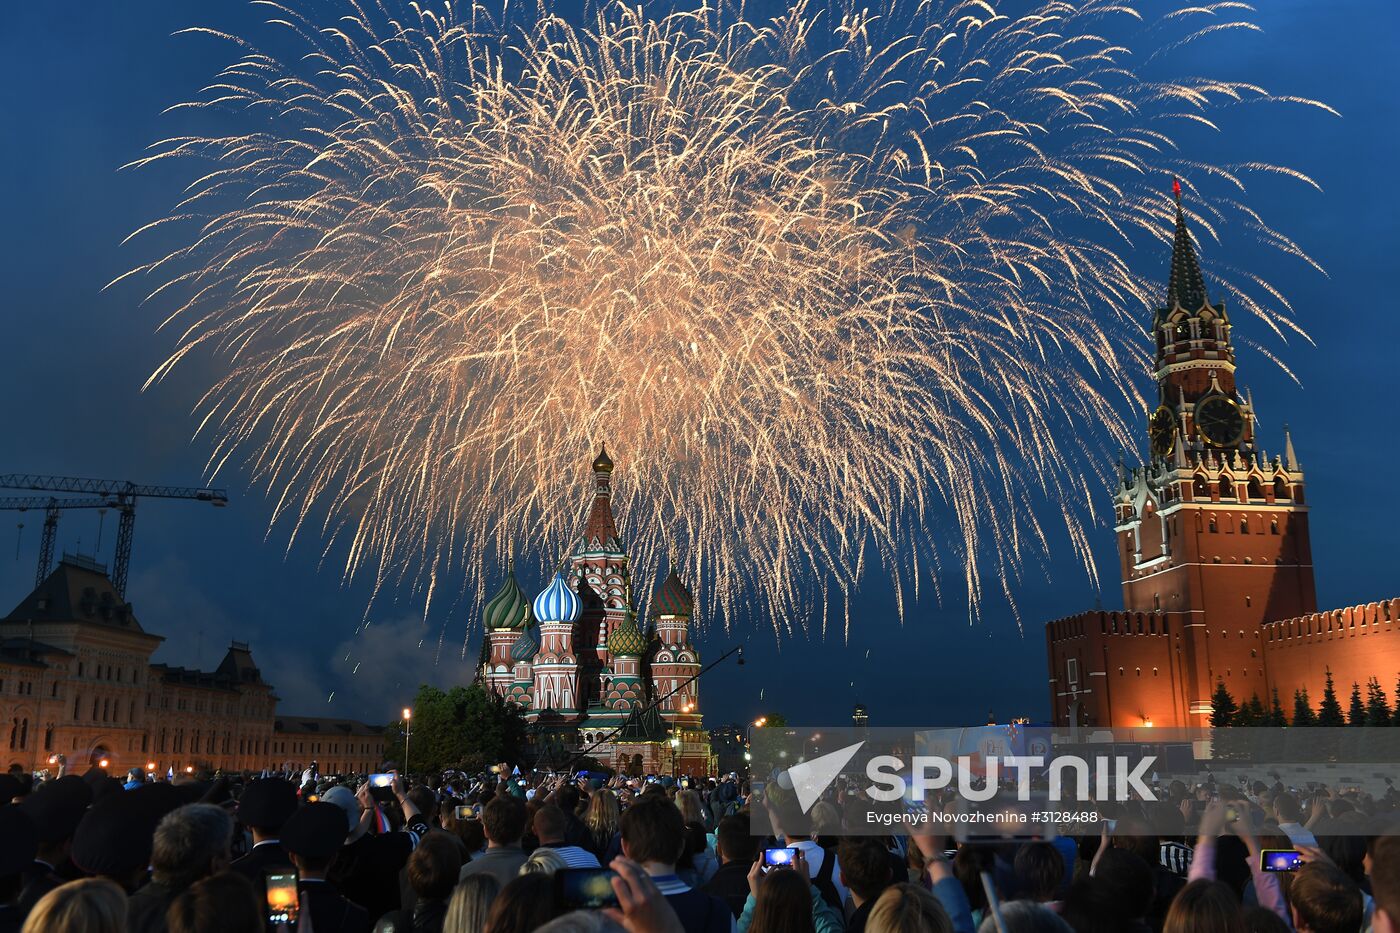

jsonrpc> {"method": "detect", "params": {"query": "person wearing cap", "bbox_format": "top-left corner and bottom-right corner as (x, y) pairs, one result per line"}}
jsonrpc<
(281, 802), (370, 933)
(14, 775), (93, 916)
(70, 785), (175, 895)
(322, 776), (427, 925)
(0, 805), (39, 933)
(230, 777), (298, 907)
(125, 769), (146, 792)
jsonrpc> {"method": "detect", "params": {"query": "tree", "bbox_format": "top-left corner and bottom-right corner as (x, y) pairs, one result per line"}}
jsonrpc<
(1366, 677), (1392, 727)
(387, 682), (526, 774)
(1317, 669), (1346, 727)
(1268, 688), (1288, 727)
(1292, 688), (1318, 726)
(1393, 675), (1400, 726)
(1347, 682), (1366, 727)
(1234, 693), (1260, 727)
(1210, 680), (1238, 728)
(759, 713), (788, 728)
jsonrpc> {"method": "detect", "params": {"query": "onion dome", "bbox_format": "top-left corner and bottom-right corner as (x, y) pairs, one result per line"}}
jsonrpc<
(484, 566), (531, 631)
(653, 570), (694, 617)
(533, 571), (581, 624)
(509, 626), (539, 663)
(607, 609), (647, 658)
(592, 443), (614, 474)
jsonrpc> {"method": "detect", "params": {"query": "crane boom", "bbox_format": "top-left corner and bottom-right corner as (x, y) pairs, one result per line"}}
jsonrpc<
(0, 475), (229, 599)
(0, 475), (227, 504)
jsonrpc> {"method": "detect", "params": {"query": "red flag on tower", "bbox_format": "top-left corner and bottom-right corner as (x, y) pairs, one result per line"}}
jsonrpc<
(1172, 176), (1182, 199)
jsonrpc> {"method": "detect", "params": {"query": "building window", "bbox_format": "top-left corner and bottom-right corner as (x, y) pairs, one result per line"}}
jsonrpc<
(1209, 519), (1217, 533)
(1271, 520), (1279, 535)
(1240, 519), (1249, 534)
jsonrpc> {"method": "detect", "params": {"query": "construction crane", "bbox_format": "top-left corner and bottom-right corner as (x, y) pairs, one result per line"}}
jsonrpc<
(0, 475), (228, 600)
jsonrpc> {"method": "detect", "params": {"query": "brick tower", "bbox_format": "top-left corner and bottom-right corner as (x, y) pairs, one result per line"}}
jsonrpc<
(570, 445), (632, 711)
(1046, 183), (1316, 728)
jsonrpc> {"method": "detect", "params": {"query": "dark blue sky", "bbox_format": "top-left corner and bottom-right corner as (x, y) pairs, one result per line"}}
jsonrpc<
(1, 0), (1396, 729)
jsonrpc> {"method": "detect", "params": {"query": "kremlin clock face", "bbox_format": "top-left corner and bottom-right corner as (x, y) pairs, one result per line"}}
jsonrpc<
(1194, 396), (1245, 447)
(1149, 406), (1177, 458)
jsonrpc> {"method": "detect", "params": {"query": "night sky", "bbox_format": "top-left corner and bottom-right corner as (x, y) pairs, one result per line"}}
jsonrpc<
(1, 1), (1396, 730)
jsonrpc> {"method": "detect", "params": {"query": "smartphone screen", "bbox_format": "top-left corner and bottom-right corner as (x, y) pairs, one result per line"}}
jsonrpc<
(763, 847), (797, 871)
(367, 773), (396, 802)
(454, 804), (474, 820)
(266, 871), (299, 925)
(1260, 849), (1303, 872)
(556, 868), (620, 908)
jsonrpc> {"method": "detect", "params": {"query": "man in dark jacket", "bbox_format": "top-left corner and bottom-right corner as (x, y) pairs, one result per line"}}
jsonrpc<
(837, 839), (895, 933)
(230, 777), (299, 909)
(621, 794), (733, 933)
(127, 803), (234, 933)
(282, 802), (370, 933)
(704, 814), (757, 919)
(0, 804), (38, 933)
(14, 775), (91, 915)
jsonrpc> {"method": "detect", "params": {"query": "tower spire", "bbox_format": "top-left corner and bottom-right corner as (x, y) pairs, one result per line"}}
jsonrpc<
(1166, 179), (1208, 311)
(1283, 423), (1300, 471)
(579, 445), (622, 554)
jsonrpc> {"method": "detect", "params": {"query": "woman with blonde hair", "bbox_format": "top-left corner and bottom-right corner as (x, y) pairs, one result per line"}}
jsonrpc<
(675, 789), (707, 828)
(866, 883), (955, 933)
(584, 788), (621, 856)
(443, 874), (500, 933)
(21, 878), (127, 933)
(520, 847), (568, 877)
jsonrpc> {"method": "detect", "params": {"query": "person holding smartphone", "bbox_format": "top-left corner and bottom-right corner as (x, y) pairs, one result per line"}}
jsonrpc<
(738, 848), (843, 933)
(321, 773), (426, 925)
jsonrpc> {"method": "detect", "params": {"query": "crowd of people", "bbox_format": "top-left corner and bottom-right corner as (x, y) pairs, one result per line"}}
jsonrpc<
(2, 758), (1400, 933)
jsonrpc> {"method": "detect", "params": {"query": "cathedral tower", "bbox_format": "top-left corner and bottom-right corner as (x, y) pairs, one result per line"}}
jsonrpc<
(569, 445), (632, 710)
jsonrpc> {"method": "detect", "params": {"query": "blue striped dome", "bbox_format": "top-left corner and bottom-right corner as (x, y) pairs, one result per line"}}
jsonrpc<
(533, 572), (581, 624)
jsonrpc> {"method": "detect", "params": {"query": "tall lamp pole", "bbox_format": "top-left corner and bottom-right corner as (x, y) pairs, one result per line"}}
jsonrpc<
(402, 707), (412, 776)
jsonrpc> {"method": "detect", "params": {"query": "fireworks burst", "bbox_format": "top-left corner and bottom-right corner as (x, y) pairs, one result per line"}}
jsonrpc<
(120, 0), (1327, 641)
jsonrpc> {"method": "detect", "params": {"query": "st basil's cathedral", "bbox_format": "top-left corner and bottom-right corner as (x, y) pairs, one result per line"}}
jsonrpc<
(476, 447), (708, 776)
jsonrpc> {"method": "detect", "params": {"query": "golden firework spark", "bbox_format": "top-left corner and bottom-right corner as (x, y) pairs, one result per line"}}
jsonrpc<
(118, 0), (1328, 641)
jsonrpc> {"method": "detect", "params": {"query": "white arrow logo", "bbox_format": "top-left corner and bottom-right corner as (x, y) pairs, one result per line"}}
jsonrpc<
(788, 741), (865, 813)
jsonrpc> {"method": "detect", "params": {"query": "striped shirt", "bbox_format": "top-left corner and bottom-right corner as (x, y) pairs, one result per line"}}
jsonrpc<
(652, 873), (693, 895)
(538, 845), (601, 869)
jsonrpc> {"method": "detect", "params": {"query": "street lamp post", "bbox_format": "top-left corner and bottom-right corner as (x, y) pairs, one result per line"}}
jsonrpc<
(402, 707), (412, 776)
(744, 717), (767, 776)
(669, 733), (681, 779)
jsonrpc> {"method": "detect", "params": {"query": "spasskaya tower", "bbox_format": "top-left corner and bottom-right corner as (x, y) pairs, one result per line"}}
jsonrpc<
(1045, 182), (1318, 728)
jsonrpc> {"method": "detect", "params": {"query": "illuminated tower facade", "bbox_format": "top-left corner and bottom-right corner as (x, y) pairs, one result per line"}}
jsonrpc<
(570, 446), (631, 711)
(481, 566), (530, 695)
(1046, 185), (1317, 728)
(532, 573), (582, 713)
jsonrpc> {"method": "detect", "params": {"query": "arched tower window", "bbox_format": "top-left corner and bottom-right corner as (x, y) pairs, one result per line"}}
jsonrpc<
(1273, 479), (1290, 500)
(1219, 476), (1234, 499)
(1248, 478), (1264, 500)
